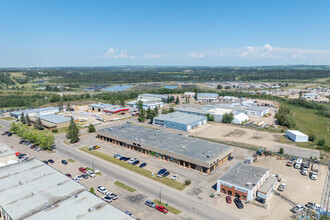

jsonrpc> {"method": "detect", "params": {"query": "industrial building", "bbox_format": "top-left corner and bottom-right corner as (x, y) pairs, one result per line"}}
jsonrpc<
(97, 124), (233, 174)
(232, 113), (249, 124)
(88, 103), (114, 112)
(217, 162), (269, 201)
(153, 112), (207, 131)
(286, 130), (309, 142)
(244, 106), (270, 117)
(137, 94), (168, 102)
(126, 100), (163, 110)
(174, 106), (232, 122)
(0, 158), (132, 220)
(197, 93), (219, 102)
(11, 107), (59, 119)
(256, 175), (277, 200)
(32, 114), (71, 129)
(103, 106), (130, 114)
(0, 142), (18, 167)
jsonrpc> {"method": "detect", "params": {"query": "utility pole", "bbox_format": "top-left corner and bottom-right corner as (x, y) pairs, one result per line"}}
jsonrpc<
(92, 159), (94, 173)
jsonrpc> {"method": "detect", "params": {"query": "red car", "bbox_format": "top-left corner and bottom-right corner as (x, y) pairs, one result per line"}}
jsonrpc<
(226, 196), (232, 204)
(155, 205), (168, 214)
(79, 167), (87, 173)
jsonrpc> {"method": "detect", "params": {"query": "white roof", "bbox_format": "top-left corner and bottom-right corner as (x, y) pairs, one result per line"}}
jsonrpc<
(234, 113), (249, 121)
(0, 141), (16, 158)
(287, 130), (308, 137)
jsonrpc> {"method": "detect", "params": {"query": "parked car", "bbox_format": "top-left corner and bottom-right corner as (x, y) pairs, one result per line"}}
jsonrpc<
(114, 154), (121, 158)
(172, 174), (179, 180)
(73, 177), (79, 182)
(102, 196), (112, 203)
(301, 169), (308, 176)
(79, 167), (87, 173)
(145, 200), (156, 208)
(256, 197), (266, 204)
(286, 161), (293, 167)
(106, 192), (118, 200)
(48, 159), (54, 163)
(278, 183), (286, 191)
(132, 160), (140, 165)
(155, 205), (168, 214)
(123, 157), (130, 161)
(19, 140), (25, 144)
(291, 204), (305, 213)
(93, 145), (100, 150)
(234, 198), (244, 209)
(119, 156), (126, 161)
(76, 175), (83, 180)
(86, 170), (96, 178)
(226, 196), (232, 204)
(81, 174), (88, 179)
(163, 171), (170, 177)
(7, 132), (12, 136)
(43, 160), (48, 164)
(128, 158), (137, 164)
(139, 162), (147, 168)
(35, 147), (41, 152)
(97, 186), (108, 194)
(19, 155), (28, 162)
(228, 156), (234, 161)
(157, 169), (167, 177)
(66, 173), (72, 178)
(61, 160), (68, 165)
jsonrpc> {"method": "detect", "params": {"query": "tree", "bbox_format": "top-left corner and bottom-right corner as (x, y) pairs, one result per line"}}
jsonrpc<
(153, 106), (159, 117)
(25, 114), (31, 126)
(275, 106), (296, 128)
(317, 138), (326, 146)
(120, 98), (125, 107)
(225, 85), (231, 89)
(175, 96), (179, 104)
(66, 117), (80, 143)
(89, 187), (95, 194)
(279, 147), (284, 154)
(222, 112), (234, 123)
(206, 113), (214, 121)
(67, 103), (71, 112)
(308, 134), (316, 142)
(20, 112), (26, 124)
(217, 85), (222, 89)
(57, 99), (63, 108)
(137, 100), (143, 110)
(138, 111), (146, 122)
(146, 107), (153, 119)
(34, 118), (44, 130)
(88, 123), (96, 133)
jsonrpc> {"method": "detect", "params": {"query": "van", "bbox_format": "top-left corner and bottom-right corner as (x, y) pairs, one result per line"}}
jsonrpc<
(294, 158), (302, 169)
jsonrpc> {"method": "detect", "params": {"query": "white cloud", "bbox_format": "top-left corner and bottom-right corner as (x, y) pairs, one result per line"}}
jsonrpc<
(114, 49), (128, 59)
(189, 52), (205, 58)
(103, 48), (129, 59)
(103, 48), (118, 57)
(144, 53), (163, 58)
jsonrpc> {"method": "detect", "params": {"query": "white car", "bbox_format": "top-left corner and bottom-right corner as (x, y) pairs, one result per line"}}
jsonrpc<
(72, 177), (79, 182)
(97, 186), (108, 194)
(291, 204), (305, 213)
(86, 170), (96, 178)
(106, 192), (118, 200)
(75, 175), (83, 180)
(128, 158), (137, 164)
(171, 174), (179, 180)
(102, 196), (112, 203)
(19, 156), (28, 162)
(278, 183), (286, 191)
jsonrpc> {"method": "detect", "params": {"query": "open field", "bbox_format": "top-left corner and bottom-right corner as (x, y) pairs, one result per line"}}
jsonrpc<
(0, 117), (15, 121)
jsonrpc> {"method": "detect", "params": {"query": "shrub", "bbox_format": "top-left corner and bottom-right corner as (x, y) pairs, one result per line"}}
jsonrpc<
(89, 187), (95, 194)
(184, 179), (191, 186)
(317, 139), (326, 146)
(308, 134), (316, 142)
(52, 129), (58, 133)
(279, 147), (284, 154)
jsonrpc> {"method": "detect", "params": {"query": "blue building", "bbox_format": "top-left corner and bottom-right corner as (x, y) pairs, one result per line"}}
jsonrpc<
(153, 112), (207, 131)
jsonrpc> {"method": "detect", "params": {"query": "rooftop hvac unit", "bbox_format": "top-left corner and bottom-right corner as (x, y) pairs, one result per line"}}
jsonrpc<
(245, 182), (252, 187)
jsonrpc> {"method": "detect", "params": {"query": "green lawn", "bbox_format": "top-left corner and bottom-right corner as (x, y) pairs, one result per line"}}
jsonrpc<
(67, 158), (76, 163)
(79, 147), (188, 191)
(114, 181), (136, 192)
(153, 199), (182, 214)
(0, 116), (15, 121)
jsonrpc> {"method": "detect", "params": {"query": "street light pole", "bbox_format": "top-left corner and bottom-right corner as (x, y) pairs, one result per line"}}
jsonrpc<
(92, 159), (94, 173)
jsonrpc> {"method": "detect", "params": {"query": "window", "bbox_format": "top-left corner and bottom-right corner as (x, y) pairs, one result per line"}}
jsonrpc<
(242, 195), (246, 199)
(222, 188), (226, 193)
(228, 190), (232, 196)
(235, 193), (239, 198)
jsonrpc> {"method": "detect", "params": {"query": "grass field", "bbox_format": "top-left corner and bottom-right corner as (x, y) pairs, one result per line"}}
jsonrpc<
(67, 158), (76, 163)
(114, 181), (136, 192)
(153, 200), (182, 214)
(79, 147), (188, 191)
(0, 117), (15, 121)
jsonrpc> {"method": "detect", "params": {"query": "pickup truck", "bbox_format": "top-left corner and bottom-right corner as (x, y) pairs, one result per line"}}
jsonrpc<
(278, 183), (286, 191)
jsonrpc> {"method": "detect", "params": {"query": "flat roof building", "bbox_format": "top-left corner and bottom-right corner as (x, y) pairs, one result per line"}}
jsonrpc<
(0, 158), (132, 220)
(32, 114), (71, 129)
(88, 103), (114, 112)
(244, 106), (270, 117)
(103, 106), (130, 114)
(197, 93), (219, 102)
(153, 112), (207, 131)
(11, 107), (59, 118)
(286, 130), (309, 142)
(217, 162), (269, 201)
(257, 175), (277, 200)
(0, 142), (18, 167)
(126, 100), (163, 110)
(138, 94), (168, 102)
(174, 106), (231, 122)
(97, 124), (233, 174)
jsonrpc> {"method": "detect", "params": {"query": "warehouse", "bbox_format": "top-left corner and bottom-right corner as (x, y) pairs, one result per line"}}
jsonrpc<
(217, 162), (269, 201)
(103, 106), (130, 114)
(257, 175), (277, 200)
(137, 94), (168, 102)
(88, 103), (114, 112)
(126, 100), (163, 110)
(11, 107), (59, 118)
(0, 142), (18, 167)
(0, 158), (132, 220)
(153, 112), (207, 131)
(174, 106), (231, 122)
(286, 130), (309, 142)
(244, 106), (270, 117)
(33, 114), (71, 130)
(197, 93), (219, 102)
(97, 124), (233, 174)
(232, 113), (249, 124)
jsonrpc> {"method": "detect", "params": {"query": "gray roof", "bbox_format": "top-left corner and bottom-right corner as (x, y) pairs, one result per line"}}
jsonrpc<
(154, 112), (206, 125)
(139, 94), (168, 98)
(97, 124), (232, 167)
(0, 141), (16, 158)
(0, 158), (132, 220)
(258, 175), (277, 194)
(174, 106), (209, 115)
(38, 114), (70, 124)
(245, 106), (270, 112)
(88, 103), (114, 109)
(13, 107), (59, 116)
(197, 93), (219, 98)
(218, 162), (268, 190)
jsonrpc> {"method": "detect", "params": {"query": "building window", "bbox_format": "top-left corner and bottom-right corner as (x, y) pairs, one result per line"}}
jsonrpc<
(235, 193), (240, 198)
(242, 195), (246, 199)
(222, 188), (226, 193)
(228, 190), (232, 196)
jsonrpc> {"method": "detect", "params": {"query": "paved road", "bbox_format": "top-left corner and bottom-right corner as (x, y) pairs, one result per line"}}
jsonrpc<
(0, 119), (237, 220)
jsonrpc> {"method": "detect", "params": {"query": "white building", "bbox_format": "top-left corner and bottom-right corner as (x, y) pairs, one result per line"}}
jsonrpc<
(244, 106), (270, 117)
(0, 142), (18, 167)
(257, 175), (277, 200)
(232, 113), (249, 124)
(184, 92), (196, 98)
(197, 93), (219, 102)
(12, 107), (59, 118)
(174, 106), (231, 122)
(126, 100), (163, 110)
(137, 94), (168, 102)
(286, 130), (309, 142)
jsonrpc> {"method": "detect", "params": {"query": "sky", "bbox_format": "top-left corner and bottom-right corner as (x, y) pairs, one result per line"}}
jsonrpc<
(0, 0), (330, 67)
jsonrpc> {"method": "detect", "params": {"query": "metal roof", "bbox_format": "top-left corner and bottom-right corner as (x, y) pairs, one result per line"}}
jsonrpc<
(174, 106), (210, 115)
(13, 107), (59, 116)
(154, 112), (206, 125)
(38, 114), (70, 124)
(138, 94), (168, 98)
(0, 141), (16, 158)
(88, 103), (114, 109)
(218, 162), (268, 190)
(287, 130), (308, 137)
(258, 175), (277, 194)
(98, 124), (232, 167)
(245, 106), (270, 112)
(103, 106), (130, 113)
(0, 158), (132, 220)
(197, 93), (219, 98)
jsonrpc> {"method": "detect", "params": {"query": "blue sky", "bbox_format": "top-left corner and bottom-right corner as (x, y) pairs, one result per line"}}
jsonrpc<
(0, 0), (330, 67)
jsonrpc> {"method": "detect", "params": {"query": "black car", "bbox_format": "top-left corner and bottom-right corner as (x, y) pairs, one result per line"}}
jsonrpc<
(163, 171), (170, 177)
(19, 140), (25, 144)
(132, 160), (140, 165)
(2, 131), (9, 135)
(228, 156), (234, 161)
(43, 160), (49, 164)
(234, 198), (244, 209)
(139, 162), (147, 168)
(123, 157), (130, 161)
(48, 159), (54, 163)
(256, 197), (265, 204)
(82, 174), (88, 179)
(119, 156), (126, 161)
(7, 132), (12, 136)
(61, 160), (68, 165)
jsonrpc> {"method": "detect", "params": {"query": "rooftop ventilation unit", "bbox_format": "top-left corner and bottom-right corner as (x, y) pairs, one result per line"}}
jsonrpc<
(245, 182), (252, 187)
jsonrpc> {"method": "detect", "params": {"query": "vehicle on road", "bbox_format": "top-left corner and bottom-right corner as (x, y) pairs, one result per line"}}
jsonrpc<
(61, 160), (68, 165)
(155, 205), (168, 214)
(47, 159), (54, 163)
(139, 162), (147, 168)
(278, 183), (286, 191)
(256, 197), (266, 204)
(291, 204), (305, 213)
(163, 171), (170, 177)
(86, 170), (96, 178)
(226, 196), (232, 204)
(157, 169), (167, 177)
(102, 196), (112, 203)
(145, 200), (156, 208)
(172, 174), (179, 180)
(97, 186), (108, 194)
(79, 167), (87, 173)
(234, 198), (244, 209)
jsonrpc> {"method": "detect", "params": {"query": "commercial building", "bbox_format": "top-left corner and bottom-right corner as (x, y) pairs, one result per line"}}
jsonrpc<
(33, 114), (70, 129)
(126, 100), (163, 110)
(174, 106), (232, 122)
(0, 158), (132, 220)
(217, 162), (269, 201)
(197, 93), (219, 102)
(257, 175), (277, 200)
(232, 113), (249, 124)
(88, 103), (114, 112)
(153, 112), (207, 131)
(184, 92), (196, 98)
(97, 124), (233, 174)
(244, 106), (270, 117)
(0, 142), (18, 167)
(103, 106), (130, 114)
(137, 94), (168, 102)
(11, 107), (59, 119)
(286, 130), (309, 142)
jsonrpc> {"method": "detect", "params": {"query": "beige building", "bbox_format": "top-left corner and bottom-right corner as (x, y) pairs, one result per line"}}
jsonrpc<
(0, 142), (18, 167)
(32, 114), (70, 130)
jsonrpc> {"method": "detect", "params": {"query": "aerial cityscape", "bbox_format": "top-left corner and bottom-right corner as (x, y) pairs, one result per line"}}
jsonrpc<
(0, 1), (329, 220)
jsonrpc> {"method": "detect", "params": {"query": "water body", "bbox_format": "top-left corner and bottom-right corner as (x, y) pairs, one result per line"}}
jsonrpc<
(102, 85), (132, 92)
(164, 85), (178, 89)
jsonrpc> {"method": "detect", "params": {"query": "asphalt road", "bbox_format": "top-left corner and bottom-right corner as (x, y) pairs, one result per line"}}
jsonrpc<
(0, 119), (237, 220)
